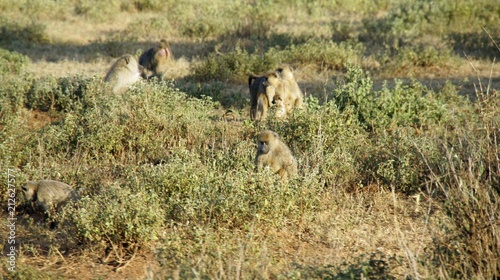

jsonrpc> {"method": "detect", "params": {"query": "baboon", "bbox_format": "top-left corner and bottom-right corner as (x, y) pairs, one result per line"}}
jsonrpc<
(272, 96), (287, 118)
(22, 180), (79, 216)
(248, 65), (303, 120)
(275, 64), (304, 112)
(104, 54), (143, 94)
(139, 39), (172, 79)
(255, 130), (298, 181)
(248, 73), (275, 121)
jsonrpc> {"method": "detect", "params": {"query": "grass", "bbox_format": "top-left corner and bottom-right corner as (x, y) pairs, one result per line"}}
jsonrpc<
(0, 0), (499, 279)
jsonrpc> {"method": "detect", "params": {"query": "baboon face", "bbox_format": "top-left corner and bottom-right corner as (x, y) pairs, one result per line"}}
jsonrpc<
(276, 65), (294, 80)
(273, 96), (287, 118)
(263, 72), (279, 88)
(21, 182), (37, 202)
(155, 47), (170, 60)
(257, 130), (278, 154)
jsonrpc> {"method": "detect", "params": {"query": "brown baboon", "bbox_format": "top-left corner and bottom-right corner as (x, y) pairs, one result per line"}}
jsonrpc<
(22, 180), (79, 216)
(139, 39), (172, 79)
(248, 66), (303, 120)
(248, 73), (275, 121)
(255, 130), (298, 181)
(104, 54), (143, 94)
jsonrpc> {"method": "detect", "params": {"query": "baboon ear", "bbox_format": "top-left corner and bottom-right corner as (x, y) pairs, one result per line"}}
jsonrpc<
(125, 56), (130, 64)
(21, 186), (27, 191)
(273, 131), (279, 138)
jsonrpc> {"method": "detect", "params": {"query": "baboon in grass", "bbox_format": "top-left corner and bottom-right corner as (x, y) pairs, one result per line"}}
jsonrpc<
(255, 130), (298, 181)
(248, 72), (275, 121)
(275, 64), (304, 112)
(139, 39), (172, 79)
(22, 180), (79, 217)
(104, 54), (143, 94)
(248, 65), (303, 120)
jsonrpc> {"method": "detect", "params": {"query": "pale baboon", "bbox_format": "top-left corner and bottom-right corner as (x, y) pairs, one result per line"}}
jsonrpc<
(248, 66), (303, 120)
(275, 64), (304, 112)
(104, 54), (143, 94)
(22, 180), (79, 216)
(139, 39), (172, 79)
(255, 130), (298, 181)
(272, 96), (287, 118)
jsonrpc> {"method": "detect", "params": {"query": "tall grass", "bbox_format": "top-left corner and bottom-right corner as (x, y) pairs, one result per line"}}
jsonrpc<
(0, 0), (499, 278)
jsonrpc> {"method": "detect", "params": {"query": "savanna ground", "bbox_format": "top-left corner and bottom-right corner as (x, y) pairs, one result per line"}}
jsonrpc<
(0, 0), (499, 279)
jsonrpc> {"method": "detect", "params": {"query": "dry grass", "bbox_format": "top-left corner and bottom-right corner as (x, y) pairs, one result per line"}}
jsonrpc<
(1, 0), (499, 279)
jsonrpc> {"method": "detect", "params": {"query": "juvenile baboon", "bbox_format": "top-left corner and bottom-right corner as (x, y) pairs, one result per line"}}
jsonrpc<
(104, 54), (143, 94)
(248, 66), (303, 120)
(255, 130), (298, 181)
(139, 39), (172, 79)
(272, 96), (287, 119)
(22, 180), (79, 216)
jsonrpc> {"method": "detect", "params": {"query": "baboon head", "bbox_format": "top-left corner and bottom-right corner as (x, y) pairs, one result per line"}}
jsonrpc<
(22, 181), (38, 202)
(257, 130), (279, 155)
(272, 95), (287, 118)
(122, 55), (141, 73)
(276, 65), (294, 80)
(153, 39), (171, 64)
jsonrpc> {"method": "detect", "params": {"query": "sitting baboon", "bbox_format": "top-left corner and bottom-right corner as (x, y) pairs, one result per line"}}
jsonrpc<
(255, 130), (298, 181)
(275, 64), (304, 112)
(22, 180), (79, 216)
(139, 39), (172, 79)
(248, 65), (303, 120)
(104, 54), (143, 94)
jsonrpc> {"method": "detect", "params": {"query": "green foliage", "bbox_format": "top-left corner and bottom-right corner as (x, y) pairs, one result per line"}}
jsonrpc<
(278, 40), (364, 71)
(193, 39), (363, 82)
(0, 18), (50, 47)
(391, 45), (458, 69)
(74, 0), (122, 20)
(0, 48), (30, 76)
(0, 1), (499, 278)
(61, 185), (165, 248)
(421, 92), (500, 278)
(26, 75), (89, 112)
(333, 65), (448, 130)
(192, 46), (279, 82)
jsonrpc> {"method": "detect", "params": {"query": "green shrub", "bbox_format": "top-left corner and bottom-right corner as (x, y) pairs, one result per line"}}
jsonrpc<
(391, 45), (458, 70)
(74, 0), (121, 20)
(0, 48), (30, 75)
(333, 65), (448, 130)
(278, 40), (364, 71)
(0, 18), (50, 47)
(192, 46), (279, 83)
(61, 185), (165, 251)
(422, 91), (500, 278)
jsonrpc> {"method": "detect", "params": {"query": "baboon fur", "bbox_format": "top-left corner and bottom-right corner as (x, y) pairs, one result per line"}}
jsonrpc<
(22, 180), (79, 216)
(248, 72), (275, 121)
(139, 39), (172, 79)
(104, 54), (143, 94)
(248, 65), (303, 121)
(275, 65), (303, 111)
(255, 130), (298, 181)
